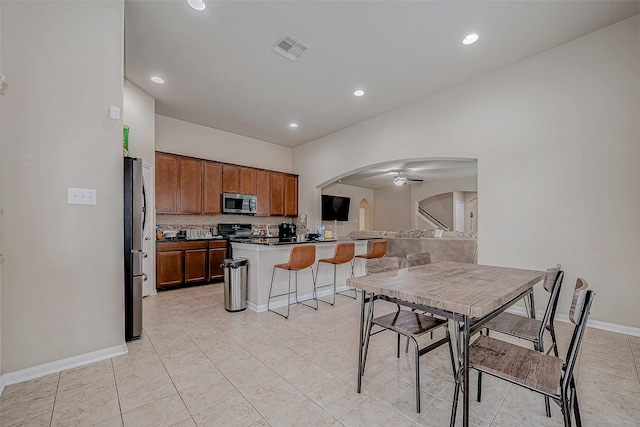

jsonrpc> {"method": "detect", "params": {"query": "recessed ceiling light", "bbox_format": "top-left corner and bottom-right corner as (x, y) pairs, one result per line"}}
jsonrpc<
(289, 123), (298, 128)
(462, 34), (479, 45)
(150, 76), (165, 84)
(354, 90), (365, 97)
(187, 0), (206, 11)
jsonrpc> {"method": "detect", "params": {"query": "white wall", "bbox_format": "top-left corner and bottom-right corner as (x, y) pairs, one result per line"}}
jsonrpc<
(156, 115), (293, 173)
(0, 1), (3, 385)
(320, 183), (374, 236)
(1, 1), (124, 373)
(294, 16), (640, 329)
(373, 185), (412, 231)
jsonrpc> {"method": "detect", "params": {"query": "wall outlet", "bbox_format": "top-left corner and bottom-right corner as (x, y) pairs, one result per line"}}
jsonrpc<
(68, 188), (97, 205)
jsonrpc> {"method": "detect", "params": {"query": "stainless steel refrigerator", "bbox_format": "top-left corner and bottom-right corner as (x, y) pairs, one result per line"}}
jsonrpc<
(124, 156), (146, 341)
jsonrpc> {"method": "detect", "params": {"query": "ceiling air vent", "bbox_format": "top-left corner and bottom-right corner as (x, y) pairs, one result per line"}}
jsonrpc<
(273, 34), (310, 62)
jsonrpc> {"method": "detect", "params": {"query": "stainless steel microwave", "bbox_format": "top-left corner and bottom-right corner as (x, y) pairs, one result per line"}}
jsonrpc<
(222, 193), (257, 215)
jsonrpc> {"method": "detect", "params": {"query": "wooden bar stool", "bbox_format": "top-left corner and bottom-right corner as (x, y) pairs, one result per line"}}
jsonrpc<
(267, 245), (318, 319)
(315, 242), (356, 305)
(355, 240), (386, 275)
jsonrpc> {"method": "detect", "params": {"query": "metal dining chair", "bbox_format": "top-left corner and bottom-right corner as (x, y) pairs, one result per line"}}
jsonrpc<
(267, 245), (318, 319)
(361, 256), (455, 413)
(452, 278), (594, 427)
(315, 241), (356, 304)
(481, 264), (564, 416)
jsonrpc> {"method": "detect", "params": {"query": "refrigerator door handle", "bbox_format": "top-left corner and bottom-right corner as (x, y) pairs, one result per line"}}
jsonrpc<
(143, 273), (148, 282)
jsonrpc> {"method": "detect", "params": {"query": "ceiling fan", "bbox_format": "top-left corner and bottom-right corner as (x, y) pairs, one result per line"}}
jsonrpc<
(393, 171), (423, 186)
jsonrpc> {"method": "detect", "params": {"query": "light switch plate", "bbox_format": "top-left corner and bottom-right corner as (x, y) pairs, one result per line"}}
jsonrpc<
(68, 188), (97, 205)
(109, 106), (120, 120)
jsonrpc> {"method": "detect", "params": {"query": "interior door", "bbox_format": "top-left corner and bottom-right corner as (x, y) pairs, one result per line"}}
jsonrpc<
(142, 163), (155, 296)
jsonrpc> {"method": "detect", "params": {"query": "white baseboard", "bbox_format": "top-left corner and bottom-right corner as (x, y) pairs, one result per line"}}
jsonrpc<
(248, 285), (354, 313)
(507, 306), (640, 337)
(1, 344), (128, 389)
(0, 375), (4, 396)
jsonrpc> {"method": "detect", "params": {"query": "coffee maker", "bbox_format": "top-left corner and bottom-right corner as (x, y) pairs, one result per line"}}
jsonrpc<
(278, 222), (297, 240)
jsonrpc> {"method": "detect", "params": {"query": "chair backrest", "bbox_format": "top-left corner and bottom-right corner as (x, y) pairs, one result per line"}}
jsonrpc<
(538, 265), (564, 339)
(287, 245), (316, 270)
(333, 242), (355, 264)
(543, 264), (562, 292)
(369, 240), (387, 258)
(406, 251), (431, 267)
(561, 278), (595, 393)
(365, 257), (399, 275)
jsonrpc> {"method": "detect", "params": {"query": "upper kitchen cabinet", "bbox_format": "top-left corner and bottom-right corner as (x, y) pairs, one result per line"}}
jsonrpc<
(203, 161), (223, 214)
(155, 152), (180, 213)
(255, 169), (271, 216)
(270, 172), (285, 216)
(222, 165), (240, 193)
(284, 174), (298, 217)
(239, 167), (256, 195)
(180, 158), (203, 214)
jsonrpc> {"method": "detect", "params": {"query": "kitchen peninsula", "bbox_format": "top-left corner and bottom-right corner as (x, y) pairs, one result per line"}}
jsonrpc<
(232, 239), (368, 311)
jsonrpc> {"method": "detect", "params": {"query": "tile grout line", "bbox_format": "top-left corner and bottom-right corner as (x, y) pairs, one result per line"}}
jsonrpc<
(110, 358), (125, 427)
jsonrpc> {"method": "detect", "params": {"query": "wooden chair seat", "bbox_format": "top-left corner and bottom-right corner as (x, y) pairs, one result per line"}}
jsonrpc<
(483, 312), (543, 342)
(465, 335), (563, 396)
(373, 310), (445, 336)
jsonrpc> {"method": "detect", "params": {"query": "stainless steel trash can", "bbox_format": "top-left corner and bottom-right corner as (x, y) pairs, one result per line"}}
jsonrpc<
(222, 258), (248, 312)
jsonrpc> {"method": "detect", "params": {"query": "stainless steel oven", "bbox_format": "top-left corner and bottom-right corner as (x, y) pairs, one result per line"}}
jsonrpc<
(222, 193), (257, 215)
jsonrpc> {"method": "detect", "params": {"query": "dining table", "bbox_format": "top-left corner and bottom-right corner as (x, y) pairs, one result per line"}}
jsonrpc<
(347, 260), (544, 427)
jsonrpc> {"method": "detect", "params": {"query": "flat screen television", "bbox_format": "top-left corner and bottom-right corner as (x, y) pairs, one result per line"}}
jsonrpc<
(322, 195), (350, 221)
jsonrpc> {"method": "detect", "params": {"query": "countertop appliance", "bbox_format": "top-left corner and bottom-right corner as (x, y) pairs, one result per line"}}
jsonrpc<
(278, 222), (297, 240)
(222, 193), (257, 215)
(124, 156), (146, 341)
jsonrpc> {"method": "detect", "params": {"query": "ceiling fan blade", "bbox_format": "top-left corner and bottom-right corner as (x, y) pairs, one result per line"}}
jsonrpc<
(407, 178), (423, 182)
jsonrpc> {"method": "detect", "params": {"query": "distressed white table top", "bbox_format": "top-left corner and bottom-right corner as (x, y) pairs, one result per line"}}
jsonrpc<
(347, 261), (544, 318)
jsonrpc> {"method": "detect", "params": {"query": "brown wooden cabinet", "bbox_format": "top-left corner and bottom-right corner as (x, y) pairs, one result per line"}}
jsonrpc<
(222, 165), (240, 193)
(156, 250), (184, 288)
(155, 151), (298, 218)
(203, 161), (223, 214)
(157, 240), (225, 289)
(208, 241), (228, 281)
(284, 174), (298, 217)
(180, 158), (203, 214)
(155, 153), (180, 213)
(184, 249), (207, 283)
(239, 167), (256, 195)
(255, 169), (271, 216)
(271, 172), (285, 216)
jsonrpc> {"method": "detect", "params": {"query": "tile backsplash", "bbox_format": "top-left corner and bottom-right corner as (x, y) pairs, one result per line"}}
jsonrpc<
(156, 214), (303, 235)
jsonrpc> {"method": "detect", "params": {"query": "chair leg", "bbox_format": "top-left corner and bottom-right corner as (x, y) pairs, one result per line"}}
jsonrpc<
(412, 336), (421, 413)
(561, 393), (572, 427)
(361, 295), (375, 375)
(336, 261), (358, 299)
(450, 377), (460, 427)
(549, 324), (560, 357)
(315, 262), (336, 306)
(571, 375), (582, 427)
(397, 333), (401, 358)
(477, 372), (482, 402)
(267, 267), (290, 319)
(296, 267), (318, 310)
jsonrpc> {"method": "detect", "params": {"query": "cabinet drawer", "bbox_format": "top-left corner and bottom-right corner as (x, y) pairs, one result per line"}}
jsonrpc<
(157, 241), (208, 251)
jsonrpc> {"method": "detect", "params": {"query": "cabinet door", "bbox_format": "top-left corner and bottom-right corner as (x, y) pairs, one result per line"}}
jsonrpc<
(239, 167), (256, 195)
(203, 161), (223, 214)
(156, 250), (183, 288)
(284, 175), (298, 217)
(155, 153), (180, 214)
(185, 249), (207, 283)
(208, 248), (227, 281)
(271, 172), (285, 216)
(222, 165), (240, 193)
(255, 169), (271, 217)
(180, 158), (203, 214)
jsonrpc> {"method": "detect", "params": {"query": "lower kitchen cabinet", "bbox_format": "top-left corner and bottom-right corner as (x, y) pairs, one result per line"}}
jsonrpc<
(208, 241), (228, 281)
(157, 240), (227, 289)
(185, 249), (207, 283)
(156, 250), (184, 288)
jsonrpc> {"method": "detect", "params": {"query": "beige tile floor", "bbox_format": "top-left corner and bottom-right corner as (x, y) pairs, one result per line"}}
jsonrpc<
(2, 283), (640, 426)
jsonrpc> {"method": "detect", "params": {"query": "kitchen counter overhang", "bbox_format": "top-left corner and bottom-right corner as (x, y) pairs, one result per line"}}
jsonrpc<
(231, 239), (368, 311)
